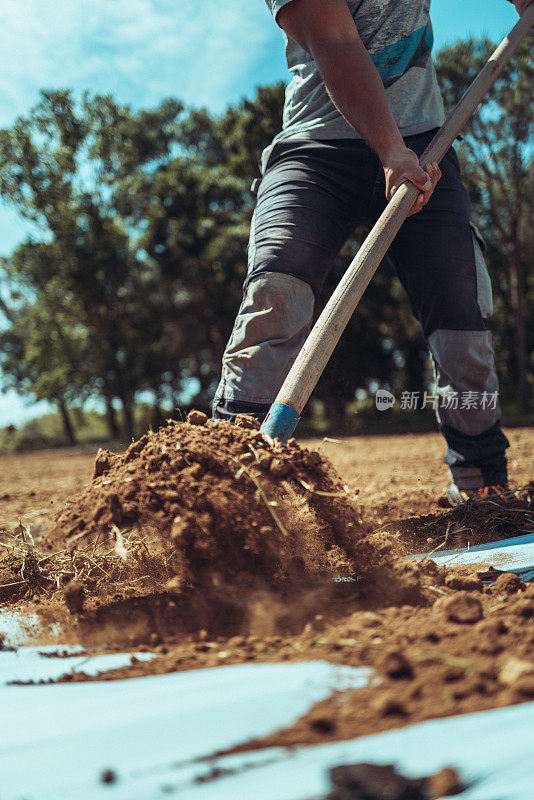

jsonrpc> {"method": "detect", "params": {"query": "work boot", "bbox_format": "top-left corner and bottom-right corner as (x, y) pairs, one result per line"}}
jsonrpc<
(441, 482), (515, 508)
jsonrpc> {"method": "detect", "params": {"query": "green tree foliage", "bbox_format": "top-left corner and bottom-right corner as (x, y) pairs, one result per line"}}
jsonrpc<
(0, 86), (288, 439)
(0, 90), (184, 440)
(0, 250), (91, 443)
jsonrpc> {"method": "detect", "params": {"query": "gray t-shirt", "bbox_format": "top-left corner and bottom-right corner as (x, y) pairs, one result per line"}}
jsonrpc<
(262, 0), (445, 169)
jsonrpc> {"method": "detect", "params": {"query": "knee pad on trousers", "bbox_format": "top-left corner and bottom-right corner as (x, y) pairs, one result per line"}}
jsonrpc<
(213, 272), (314, 406)
(429, 328), (501, 436)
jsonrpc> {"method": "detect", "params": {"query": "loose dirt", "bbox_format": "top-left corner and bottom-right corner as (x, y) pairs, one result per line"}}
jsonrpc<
(0, 421), (533, 752)
(41, 412), (438, 618)
(49, 412), (378, 589)
(324, 763), (464, 800)
(1, 424), (531, 542)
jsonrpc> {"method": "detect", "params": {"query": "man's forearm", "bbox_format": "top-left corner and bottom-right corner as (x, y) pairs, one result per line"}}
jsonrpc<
(311, 37), (404, 162)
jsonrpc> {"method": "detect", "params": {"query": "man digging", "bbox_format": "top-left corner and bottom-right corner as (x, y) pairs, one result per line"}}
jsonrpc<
(213, 0), (531, 506)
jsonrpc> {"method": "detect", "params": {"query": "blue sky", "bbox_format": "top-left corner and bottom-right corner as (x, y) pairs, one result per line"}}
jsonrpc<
(0, 0), (521, 424)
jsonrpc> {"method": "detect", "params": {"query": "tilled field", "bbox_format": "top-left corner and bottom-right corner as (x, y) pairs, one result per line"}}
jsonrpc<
(1, 424), (531, 537)
(0, 420), (533, 753)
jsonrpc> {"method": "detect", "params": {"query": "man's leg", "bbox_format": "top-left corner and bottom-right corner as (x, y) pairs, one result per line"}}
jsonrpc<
(382, 131), (509, 491)
(213, 140), (377, 422)
(213, 271), (315, 421)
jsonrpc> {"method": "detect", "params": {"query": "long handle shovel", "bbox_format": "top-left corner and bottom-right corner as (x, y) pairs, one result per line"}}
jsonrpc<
(260, 7), (534, 441)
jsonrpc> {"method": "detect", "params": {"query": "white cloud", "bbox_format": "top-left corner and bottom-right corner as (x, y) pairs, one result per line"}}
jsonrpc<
(0, 0), (286, 126)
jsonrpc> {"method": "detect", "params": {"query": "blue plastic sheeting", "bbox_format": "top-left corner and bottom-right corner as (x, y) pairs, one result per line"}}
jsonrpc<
(179, 702), (534, 800)
(0, 661), (370, 800)
(1, 639), (532, 799)
(416, 533), (534, 582)
(0, 645), (154, 686)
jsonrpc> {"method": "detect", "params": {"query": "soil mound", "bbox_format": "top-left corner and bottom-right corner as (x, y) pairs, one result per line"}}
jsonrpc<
(49, 413), (408, 598)
(401, 481), (534, 552)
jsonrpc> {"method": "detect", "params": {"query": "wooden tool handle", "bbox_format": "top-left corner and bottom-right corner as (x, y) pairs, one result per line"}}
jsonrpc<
(262, 8), (534, 439)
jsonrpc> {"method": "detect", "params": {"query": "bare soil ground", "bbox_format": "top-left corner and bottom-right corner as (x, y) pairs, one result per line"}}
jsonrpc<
(1, 426), (531, 535)
(308, 426), (533, 524)
(0, 423), (533, 751)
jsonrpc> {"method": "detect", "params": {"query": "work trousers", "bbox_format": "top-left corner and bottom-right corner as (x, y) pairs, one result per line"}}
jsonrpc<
(213, 130), (509, 489)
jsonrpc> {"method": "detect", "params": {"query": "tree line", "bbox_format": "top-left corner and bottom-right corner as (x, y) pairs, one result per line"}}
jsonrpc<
(0, 37), (532, 444)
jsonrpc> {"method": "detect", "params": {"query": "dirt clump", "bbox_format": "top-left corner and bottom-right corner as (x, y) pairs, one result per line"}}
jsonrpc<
(326, 763), (427, 800)
(444, 572), (483, 592)
(427, 768), (464, 798)
(100, 769), (117, 785)
(493, 572), (526, 595)
(48, 414), (418, 606)
(323, 762), (464, 800)
(436, 593), (483, 624)
(63, 580), (85, 613)
(379, 648), (414, 680)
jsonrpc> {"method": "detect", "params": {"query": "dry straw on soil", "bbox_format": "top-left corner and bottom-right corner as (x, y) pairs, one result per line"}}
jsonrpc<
(0, 521), (171, 604)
